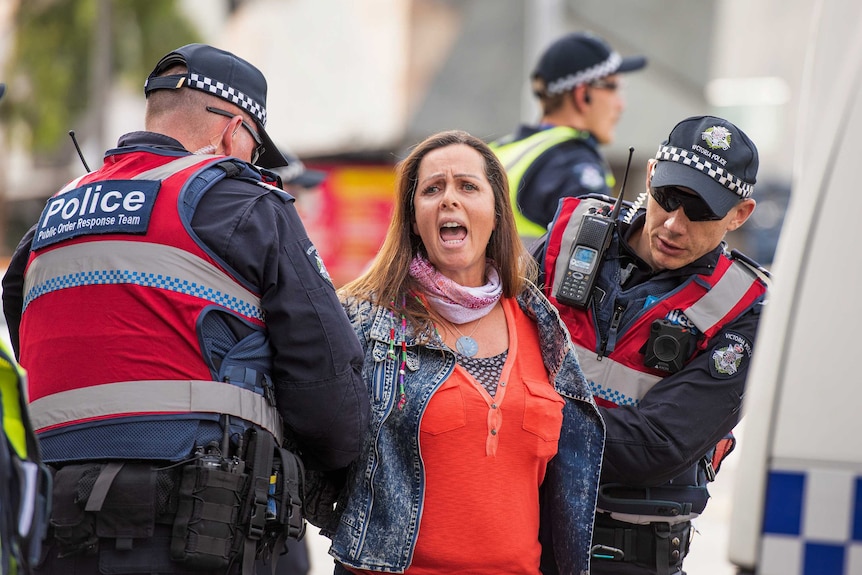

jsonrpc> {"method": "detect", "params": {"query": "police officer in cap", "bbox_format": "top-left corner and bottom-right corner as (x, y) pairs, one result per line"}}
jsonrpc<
(535, 115), (769, 574)
(2, 45), (369, 574)
(491, 31), (646, 246)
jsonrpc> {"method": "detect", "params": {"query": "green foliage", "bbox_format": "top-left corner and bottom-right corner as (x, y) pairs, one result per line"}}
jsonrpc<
(1, 0), (201, 155)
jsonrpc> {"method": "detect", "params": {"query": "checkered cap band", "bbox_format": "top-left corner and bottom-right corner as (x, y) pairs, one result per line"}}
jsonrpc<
(654, 145), (754, 198)
(189, 72), (267, 126)
(545, 52), (622, 95)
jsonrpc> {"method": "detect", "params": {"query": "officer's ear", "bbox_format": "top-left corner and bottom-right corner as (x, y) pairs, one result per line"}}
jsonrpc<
(645, 159), (657, 190)
(216, 115), (242, 158)
(726, 198), (757, 231)
(572, 85), (591, 112)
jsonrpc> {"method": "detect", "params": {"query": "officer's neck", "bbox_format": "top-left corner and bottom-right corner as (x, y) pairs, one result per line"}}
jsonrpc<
(541, 104), (588, 132)
(626, 222), (662, 273)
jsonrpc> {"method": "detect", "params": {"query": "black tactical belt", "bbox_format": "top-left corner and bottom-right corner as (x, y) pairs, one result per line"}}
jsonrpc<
(591, 514), (691, 575)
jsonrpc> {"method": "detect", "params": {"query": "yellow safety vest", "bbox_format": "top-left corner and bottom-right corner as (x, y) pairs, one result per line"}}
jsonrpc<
(1, 342), (27, 459)
(0, 339), (49, 575)
(490, 126), (588, 238)
(491, 126), (616, 239)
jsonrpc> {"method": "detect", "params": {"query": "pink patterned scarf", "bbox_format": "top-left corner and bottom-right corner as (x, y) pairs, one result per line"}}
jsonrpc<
(408, 254), (502, 324)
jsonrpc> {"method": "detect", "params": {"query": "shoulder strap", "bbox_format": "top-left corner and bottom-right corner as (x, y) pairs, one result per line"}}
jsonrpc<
(683, 255), (769, 338)
(729, 248), (772, 285)
(182, 159), (249, 213)
(492, 126), (588, 172)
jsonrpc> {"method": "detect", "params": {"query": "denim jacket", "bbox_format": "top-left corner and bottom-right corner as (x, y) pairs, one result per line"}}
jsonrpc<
(305, 282), (604, 574)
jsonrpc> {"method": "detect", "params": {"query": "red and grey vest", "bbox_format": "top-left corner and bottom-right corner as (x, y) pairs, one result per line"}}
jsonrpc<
(542, 196), (767, 520)
(21, 149), (283, 460)
(543, 196), (767, 408)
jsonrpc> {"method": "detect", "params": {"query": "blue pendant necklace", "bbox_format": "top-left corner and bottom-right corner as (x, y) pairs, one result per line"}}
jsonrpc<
(451, 315), (486, 357)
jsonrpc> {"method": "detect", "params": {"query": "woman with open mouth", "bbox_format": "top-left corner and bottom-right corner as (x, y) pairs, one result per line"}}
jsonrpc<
(303, 129), (605, 575)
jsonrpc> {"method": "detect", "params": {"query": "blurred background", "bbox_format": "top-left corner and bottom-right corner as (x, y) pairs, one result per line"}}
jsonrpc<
(0, 1), (817, 572)
(0, 0), (805, 284)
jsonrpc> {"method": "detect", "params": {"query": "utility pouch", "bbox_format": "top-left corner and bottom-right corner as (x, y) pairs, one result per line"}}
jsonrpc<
(253, 444), (306, 569)
(91, 463), (157, 543)
(170, 456), (248, 570)
(269, 447), (306, 538)
(228, 428), (306, 572)
(50, 464), (99, 557)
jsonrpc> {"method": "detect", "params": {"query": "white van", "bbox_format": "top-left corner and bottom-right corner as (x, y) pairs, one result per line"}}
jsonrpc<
(726, 0), (862, 573)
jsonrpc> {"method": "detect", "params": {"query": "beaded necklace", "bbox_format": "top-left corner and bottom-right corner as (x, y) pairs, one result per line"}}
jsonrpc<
(388, 299), (408, 410)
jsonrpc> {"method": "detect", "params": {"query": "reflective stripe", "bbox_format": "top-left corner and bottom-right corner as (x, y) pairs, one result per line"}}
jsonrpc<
(29, 379), (283, 443)
(684, 261), (758, 333)
(58, 173), (88, 194)
(494, 129), (582, 173)
(132, 154), (222, 181)
(23, 240), (263, 320)
(575, 344), (661, 406)
(492, 127), (589, 238)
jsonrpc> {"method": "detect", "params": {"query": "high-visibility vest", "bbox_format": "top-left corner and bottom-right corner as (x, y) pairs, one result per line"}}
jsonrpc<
(0, 339), (50, 575)
(543, 196), (769, 408)
(21, 151), (283, 457)
(541, 196), (768, 520)
(491, 126), (608, 239)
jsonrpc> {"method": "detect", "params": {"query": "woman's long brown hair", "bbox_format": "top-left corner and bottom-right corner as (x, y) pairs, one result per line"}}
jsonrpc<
(339, 130), (536, 330)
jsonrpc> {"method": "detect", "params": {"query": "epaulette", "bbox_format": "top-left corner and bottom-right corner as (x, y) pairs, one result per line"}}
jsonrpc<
(728, 248), (772, 287)
(255, 180), (294, 201)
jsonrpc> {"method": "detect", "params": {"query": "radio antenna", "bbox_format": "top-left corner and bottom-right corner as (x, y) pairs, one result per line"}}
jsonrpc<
(610, 146), (635, 221)
(68, 130), (92, 172)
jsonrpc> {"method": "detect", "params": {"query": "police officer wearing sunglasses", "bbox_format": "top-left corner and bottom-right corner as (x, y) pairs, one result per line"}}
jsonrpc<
(534, 115), (769, 575)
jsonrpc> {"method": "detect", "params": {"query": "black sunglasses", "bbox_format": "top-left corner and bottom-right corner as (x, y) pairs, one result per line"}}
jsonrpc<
(205, 106), (265, 164)
(650, 186), (724, 221)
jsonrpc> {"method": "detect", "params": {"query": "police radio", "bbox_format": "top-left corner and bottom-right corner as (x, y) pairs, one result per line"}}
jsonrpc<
(557, 147), (635, 308)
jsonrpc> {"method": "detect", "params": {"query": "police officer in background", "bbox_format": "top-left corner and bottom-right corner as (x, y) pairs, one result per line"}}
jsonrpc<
(2, 44), (369, 574)
(491, 31), (646, 246)
(535, 115), (769, 574)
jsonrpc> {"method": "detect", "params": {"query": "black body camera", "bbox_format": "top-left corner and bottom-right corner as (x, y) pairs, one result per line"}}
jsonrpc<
(643, 319), (696, 373)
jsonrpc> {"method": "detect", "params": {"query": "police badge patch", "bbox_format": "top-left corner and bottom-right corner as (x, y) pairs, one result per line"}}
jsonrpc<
(709, 331), (753, 379)
(306, 244), (333, 285)
(701, 126), (732, 150)
(573, 163), (606, 191)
